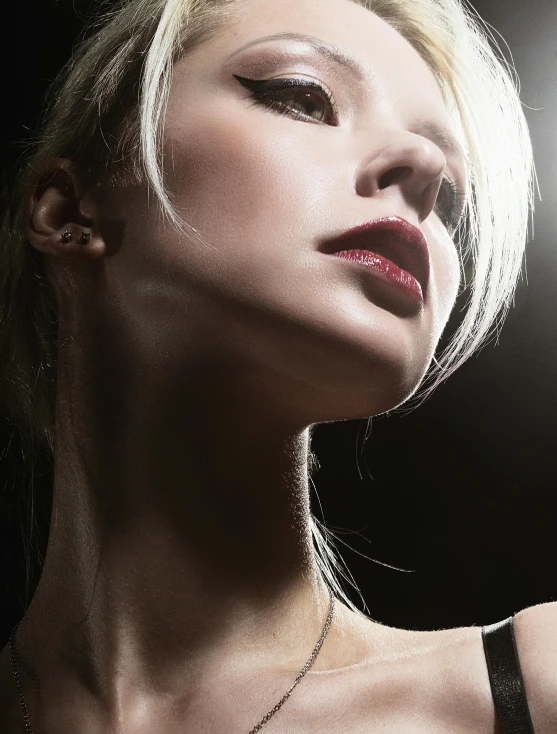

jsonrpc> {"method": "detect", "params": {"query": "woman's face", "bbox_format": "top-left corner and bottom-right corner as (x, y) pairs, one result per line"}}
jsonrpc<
(106, 0), (465, 422)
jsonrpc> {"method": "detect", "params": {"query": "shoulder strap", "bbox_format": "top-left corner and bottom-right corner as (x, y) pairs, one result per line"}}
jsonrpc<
(481, 616), (535, 733)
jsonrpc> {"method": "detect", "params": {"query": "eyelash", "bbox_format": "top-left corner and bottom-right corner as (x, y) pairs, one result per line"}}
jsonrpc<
(233, 74), (466, 233)
(435, 178), (467, 234)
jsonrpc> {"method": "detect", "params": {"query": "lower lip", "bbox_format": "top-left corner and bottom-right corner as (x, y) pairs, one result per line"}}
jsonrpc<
(330, 249), (423, 305)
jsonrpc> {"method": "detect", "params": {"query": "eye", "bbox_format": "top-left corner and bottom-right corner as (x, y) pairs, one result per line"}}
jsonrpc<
(434, 177), (466, 234)
(233, 74), (338, 125)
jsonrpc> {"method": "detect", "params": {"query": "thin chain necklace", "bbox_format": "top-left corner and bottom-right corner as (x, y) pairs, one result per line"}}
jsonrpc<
(9, 586), (335, 734)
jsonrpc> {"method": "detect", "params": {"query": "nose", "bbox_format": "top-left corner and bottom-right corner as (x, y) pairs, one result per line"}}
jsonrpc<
(355, 128), (447, 224)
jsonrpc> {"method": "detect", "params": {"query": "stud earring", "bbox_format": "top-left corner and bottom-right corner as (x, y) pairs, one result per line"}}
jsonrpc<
(79, 231), (91, 244)
(61, 231), (73, 243)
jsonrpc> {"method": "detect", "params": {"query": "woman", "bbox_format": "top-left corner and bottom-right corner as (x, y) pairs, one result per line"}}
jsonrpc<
(0, 0), (553, 731)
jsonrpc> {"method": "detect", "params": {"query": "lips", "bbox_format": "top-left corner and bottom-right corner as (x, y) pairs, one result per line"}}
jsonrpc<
(321, 216), (430, 299)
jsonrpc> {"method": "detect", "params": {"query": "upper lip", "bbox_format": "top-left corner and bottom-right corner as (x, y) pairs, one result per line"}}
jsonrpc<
(321, 216), (430, 297)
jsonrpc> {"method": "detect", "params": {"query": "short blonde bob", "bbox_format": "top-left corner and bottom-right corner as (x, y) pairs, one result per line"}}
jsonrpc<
(0, 0), (535, 613)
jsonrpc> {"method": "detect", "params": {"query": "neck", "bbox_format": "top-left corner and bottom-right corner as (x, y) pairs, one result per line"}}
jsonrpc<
(17, 321), (336, 717)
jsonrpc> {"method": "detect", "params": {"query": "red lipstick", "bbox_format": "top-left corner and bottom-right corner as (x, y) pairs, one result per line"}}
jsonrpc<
(323, 216), (430, 307)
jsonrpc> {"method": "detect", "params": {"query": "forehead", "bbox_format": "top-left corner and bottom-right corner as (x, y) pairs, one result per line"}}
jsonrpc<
(211, 0), (450, 121)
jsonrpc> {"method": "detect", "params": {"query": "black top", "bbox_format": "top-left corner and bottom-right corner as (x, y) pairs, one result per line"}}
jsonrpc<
(481, 617), (535, 733)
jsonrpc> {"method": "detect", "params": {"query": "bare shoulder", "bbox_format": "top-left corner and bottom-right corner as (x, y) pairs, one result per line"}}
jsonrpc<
(512, 601), (557, 733)
(307, 612), (501, 732)
(385, 621), (499, 732)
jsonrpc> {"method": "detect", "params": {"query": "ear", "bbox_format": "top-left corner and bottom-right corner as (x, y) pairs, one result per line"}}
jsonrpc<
(26, 158), (106, 260)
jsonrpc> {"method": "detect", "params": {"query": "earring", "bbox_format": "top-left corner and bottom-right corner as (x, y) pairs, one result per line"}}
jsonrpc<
(61, 231), (73, 243)
(79, 231), (91, 244)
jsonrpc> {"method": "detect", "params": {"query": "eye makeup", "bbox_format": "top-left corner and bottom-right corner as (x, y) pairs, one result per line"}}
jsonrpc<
(233, 74), (339, 125)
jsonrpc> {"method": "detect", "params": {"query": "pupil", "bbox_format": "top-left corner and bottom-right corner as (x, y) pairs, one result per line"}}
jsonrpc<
(293, 91), (321, 119)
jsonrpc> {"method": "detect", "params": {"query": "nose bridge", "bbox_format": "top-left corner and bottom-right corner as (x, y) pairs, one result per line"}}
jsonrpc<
(355, 127), (447, 222)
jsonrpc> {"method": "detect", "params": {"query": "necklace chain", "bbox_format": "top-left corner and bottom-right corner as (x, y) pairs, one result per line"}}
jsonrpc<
(8, 628), (33, 734)
(9, 587), (335, 734)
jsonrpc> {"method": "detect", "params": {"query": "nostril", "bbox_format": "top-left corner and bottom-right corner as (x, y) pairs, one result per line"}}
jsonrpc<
(378, 166), (412, 190)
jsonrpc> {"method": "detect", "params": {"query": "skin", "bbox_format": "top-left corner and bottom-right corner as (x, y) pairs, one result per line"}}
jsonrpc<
(1, 0), (556, 731)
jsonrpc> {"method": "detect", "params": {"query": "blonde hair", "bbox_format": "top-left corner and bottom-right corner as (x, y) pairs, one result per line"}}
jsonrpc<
(0, 0), (535, 614)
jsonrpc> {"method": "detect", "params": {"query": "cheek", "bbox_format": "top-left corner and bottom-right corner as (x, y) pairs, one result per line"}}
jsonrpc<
(164, 114), (266, 223)
(161, 100), (328, 252)
(429, 229), (461, 336)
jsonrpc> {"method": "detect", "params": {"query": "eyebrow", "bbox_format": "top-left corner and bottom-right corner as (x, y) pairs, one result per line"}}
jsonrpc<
(226, 32), (466, 166)
(225, 31), (367, 82)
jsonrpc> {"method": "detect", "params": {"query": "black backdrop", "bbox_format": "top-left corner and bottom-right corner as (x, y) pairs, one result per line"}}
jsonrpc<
(1, 0), (556, 648)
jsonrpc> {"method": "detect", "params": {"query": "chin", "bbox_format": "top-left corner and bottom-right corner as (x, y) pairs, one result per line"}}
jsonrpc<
(301, 362), (429, 425)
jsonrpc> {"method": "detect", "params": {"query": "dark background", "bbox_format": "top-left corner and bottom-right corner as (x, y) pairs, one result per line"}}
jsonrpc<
(1, 0), (556, 648)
